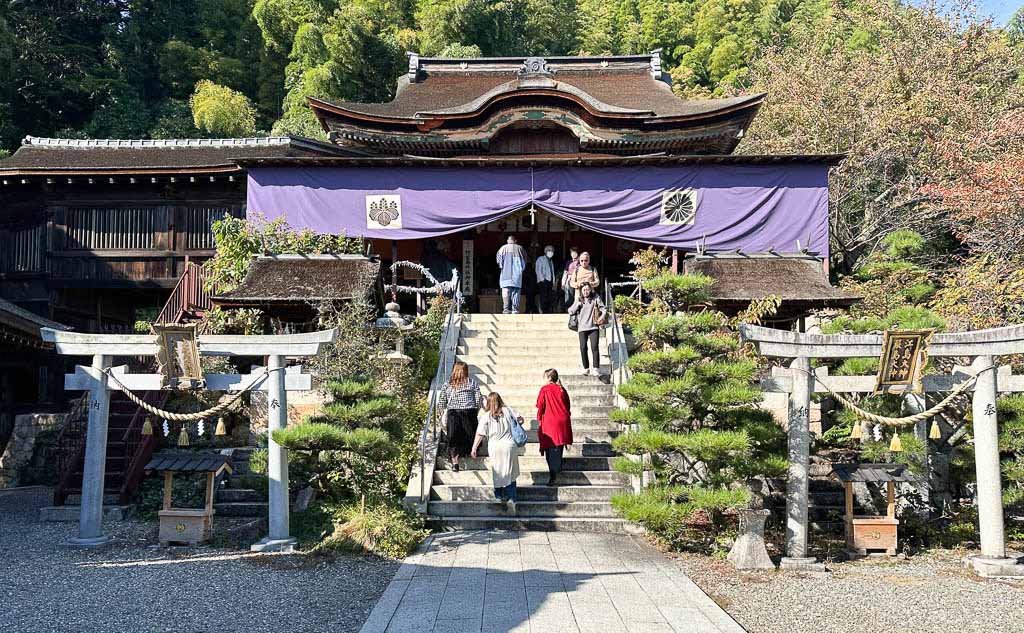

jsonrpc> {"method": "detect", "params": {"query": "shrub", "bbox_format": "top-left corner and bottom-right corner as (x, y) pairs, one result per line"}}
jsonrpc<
(318, 503), (429, 559)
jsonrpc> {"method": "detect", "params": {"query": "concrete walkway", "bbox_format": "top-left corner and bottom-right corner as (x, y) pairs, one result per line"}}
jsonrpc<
(359, 530), (745, 633)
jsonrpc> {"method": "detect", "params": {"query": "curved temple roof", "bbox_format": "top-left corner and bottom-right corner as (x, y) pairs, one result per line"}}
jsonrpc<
(310, 52), (765, 156)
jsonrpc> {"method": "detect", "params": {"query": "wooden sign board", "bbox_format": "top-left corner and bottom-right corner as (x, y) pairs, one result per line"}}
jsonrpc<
(153, 323), (204, 389)
(874, 329), (934, 394)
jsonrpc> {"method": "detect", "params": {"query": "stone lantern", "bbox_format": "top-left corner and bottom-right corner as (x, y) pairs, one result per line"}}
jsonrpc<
(375, 302), (413, 364)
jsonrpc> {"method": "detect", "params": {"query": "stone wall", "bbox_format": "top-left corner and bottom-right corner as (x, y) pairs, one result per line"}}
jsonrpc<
(246, 390), (330, 445)
(0, 412), (69, 488)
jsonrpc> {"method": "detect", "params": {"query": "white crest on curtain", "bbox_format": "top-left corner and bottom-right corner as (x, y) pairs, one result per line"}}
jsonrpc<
(366, 194), (403, 229)
(659, 188), (699, 225)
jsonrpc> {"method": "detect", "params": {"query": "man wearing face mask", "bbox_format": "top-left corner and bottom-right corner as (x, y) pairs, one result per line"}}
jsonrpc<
(535, 245), (556, 313)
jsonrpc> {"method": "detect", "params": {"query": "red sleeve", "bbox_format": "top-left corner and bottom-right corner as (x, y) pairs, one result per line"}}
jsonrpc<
(536, 387), (547, 417)
(561, 386), (571, 411)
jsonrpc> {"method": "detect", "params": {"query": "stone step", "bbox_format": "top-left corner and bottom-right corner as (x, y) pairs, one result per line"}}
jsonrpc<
(472, 369), (611, 383)
(480, 385), (614, 398)
(216, 488), (263, 503)
(525, 418), (619, 431)
(436, 455), (614, 472)
(809, 491), (845, 505)
(435, 469), (630, 487)
(458, 342), (598, 353)
(431, 484), (628, 502)
(477, 405), (614, 418)
(463, 314), (571, 320)
(428, 516), (638, 533)
(429, 500), (618, 518)
(469, 442), (614, 458)
(63, 492), (121, 505)
(39, 504), (132, 522)
(213, 501), (268, 517)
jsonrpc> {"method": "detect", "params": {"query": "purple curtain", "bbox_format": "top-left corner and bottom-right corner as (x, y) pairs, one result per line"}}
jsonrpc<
(247, 164), (830, 257)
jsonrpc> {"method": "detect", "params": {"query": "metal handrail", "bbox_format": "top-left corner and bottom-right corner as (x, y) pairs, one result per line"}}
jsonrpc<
(417, 277), (463, 504)
(605, 282), (633, 388)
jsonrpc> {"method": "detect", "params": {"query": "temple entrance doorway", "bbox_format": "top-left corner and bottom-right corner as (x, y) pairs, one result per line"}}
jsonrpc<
(369, 208), (644, 313)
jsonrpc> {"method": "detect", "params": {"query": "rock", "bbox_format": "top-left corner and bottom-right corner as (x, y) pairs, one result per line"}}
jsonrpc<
(0, 412), (69, 488)
(728, 508), (775, 570)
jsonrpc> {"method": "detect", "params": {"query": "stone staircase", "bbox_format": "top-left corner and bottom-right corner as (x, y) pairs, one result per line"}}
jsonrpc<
(427, 313), (634, 532)
(212, 447), (268, 518)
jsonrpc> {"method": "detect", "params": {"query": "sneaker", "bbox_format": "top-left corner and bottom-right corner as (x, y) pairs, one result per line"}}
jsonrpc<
(507, 500), (517, 515)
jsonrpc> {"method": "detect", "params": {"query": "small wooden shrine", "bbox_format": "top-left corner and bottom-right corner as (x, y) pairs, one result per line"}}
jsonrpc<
(832, 462), (917, 556)
(145, 452), (233, 546)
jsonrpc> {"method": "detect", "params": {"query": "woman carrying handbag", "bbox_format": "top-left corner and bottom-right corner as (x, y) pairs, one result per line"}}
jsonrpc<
(567, 284), (606, 376)
(472, 392), (525, 514)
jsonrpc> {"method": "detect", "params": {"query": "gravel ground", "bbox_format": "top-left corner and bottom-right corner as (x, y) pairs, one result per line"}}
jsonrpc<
(2, 487), (398, 633)
(674, 547), (1024, 633)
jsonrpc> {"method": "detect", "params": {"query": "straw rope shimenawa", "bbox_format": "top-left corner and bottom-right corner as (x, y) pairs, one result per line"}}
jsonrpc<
(790, 364), (999, 427)
(100, 366), (286, 422)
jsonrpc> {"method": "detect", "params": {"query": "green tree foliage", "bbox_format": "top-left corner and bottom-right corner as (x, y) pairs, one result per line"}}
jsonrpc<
(190, 80), (259, 136)
(610, 269), (786, 551)
(742, 0), (1024, 274)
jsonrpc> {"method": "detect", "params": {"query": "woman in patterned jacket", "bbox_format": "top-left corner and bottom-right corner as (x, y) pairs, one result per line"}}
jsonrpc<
(438, 361), (483, 472)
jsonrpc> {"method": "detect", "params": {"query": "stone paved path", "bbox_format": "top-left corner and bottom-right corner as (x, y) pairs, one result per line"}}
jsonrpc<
(360, 530), (745, 633)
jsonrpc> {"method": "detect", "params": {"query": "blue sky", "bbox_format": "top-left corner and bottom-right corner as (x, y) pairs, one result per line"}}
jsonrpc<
(978, 0), (1021, 24)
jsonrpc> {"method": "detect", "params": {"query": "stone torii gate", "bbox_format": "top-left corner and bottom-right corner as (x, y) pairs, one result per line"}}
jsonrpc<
(740, 323), (1024, 577)
(41, 327), (335, 552)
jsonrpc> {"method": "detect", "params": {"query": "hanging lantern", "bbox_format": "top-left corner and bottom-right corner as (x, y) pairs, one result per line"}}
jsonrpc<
(850, 422), (863, 440)
(215, 417), (227, 436)
(889, 432), (903, 452)
(178, 425), (190, 447)
(929, 420), (942, 440)
(141, 416), (153, 436)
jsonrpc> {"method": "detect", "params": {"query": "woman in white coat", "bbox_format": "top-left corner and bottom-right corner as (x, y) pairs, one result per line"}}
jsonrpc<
(471, 392), (523, 514)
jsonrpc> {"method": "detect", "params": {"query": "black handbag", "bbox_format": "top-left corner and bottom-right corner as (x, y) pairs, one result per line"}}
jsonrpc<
(568, 306), (580, 331)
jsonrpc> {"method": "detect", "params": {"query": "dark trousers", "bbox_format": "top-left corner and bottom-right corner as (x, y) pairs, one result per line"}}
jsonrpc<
(537, 280), (555, 313)
(494, 482), (517, 502)
(579, 329), (600, 369)
(545, 446), (564, 476)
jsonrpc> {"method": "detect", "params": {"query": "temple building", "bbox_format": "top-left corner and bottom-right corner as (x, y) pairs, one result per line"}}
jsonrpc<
(0, 51), (856, 392)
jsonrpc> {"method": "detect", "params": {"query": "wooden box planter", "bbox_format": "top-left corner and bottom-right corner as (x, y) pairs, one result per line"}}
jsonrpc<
(832, 463), (917, 557)
(146, 452), (233, 547)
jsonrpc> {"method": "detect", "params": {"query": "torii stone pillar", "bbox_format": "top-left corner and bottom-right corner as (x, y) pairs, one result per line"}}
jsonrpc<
(68, 354), (112, 546)
(42, 328), (335, 551)
(781, 356), (821, 570)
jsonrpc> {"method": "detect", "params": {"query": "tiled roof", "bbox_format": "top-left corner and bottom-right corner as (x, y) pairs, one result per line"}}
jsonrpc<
(311, 53), (764, 123)
(211, 254), (381, 307)
(0, 135), (353, 175)
(145, 451), (234, 474)
(684, 254), (861, 307)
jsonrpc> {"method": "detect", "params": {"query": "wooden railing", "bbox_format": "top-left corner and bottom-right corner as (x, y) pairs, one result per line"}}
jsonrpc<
(156, 260), (211, 325)
(53, 396), (89, 506)
(119, 389), (167, 505)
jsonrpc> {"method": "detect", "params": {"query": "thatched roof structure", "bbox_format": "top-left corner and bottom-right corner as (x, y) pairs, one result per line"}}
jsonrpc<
(211, 254), (380, 310)
(683, 253), (860, 320)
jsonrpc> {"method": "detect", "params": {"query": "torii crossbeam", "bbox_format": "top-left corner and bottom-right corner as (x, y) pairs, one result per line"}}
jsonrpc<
(41, 327), (336, 552)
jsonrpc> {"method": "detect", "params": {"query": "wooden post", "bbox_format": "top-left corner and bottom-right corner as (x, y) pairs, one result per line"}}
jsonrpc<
(67, 354), (113, 547)
(886, 481), (896, 520)
(205, 472), (215, 513)
(844, 482), (854, 519)
(163, 471), (173, 511)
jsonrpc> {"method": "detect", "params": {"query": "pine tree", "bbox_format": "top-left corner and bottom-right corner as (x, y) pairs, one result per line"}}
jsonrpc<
(273, 377), (401, 503)
(610, 268), (786, 550)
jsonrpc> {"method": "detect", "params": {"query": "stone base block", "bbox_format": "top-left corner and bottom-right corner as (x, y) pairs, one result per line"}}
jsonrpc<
(40, 505), (132, 522)
(967, 554), (1024, 578)
(780, 556), (827, 572)
(63, 534), (113, 548)
(250, 536), (298, 553)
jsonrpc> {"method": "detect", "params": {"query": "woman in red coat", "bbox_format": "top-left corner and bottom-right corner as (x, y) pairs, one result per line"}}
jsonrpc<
(536, 368), (573, 486)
